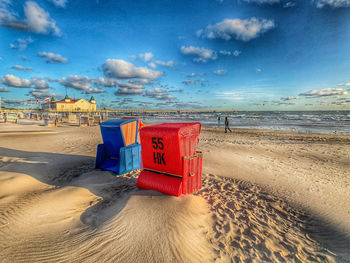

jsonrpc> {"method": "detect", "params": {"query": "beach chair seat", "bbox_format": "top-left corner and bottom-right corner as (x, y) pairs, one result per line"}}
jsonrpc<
(95, 119), (141, 175)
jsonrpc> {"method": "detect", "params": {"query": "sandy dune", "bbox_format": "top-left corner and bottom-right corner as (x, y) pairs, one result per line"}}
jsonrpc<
(0, 123), (349, 262)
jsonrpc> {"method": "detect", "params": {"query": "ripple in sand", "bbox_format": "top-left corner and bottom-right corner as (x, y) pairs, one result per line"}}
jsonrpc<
(197, 174), (350, 263)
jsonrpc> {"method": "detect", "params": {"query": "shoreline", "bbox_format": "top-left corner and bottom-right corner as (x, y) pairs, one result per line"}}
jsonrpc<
(203, 125), (350, 139)
(144, 120), (350, 135)
(2, 120), (350, 137)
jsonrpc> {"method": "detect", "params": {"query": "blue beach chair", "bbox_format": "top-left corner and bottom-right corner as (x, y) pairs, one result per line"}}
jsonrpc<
(95, 119), (141, 174)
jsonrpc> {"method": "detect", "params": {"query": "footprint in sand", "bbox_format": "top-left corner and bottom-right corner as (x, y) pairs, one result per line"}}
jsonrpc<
(196, 174), (345, 263)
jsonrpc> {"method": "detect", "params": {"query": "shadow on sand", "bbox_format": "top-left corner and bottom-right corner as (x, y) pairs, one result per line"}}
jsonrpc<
(0, 146), (165, 227)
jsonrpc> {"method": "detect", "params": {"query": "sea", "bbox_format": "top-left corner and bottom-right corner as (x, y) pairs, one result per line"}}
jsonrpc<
(109, 111), (350, 135)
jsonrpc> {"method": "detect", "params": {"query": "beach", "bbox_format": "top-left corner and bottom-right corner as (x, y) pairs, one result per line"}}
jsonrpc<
(0, 123), (349, 262)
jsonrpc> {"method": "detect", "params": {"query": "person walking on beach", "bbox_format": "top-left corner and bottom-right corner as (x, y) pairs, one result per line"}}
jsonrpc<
(225, 117), (232, 133)
(217, 115), (221, 127)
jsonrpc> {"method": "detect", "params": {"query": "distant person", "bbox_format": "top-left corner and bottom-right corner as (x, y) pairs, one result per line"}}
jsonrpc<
(225, 117), (232, 133)
(217, 115), (221, 127)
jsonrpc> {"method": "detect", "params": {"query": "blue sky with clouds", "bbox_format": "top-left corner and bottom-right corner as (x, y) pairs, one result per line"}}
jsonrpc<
(1, 0), (350, 110)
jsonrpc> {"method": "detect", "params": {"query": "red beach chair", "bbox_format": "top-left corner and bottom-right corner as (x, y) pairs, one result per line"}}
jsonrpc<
(137, 123), (203, 196)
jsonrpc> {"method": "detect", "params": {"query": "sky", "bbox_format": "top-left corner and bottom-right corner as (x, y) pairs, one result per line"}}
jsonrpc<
(1, 0), (350, 111)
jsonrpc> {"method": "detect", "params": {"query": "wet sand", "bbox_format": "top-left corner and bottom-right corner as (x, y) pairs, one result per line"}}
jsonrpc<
(0, 123), (349, 262)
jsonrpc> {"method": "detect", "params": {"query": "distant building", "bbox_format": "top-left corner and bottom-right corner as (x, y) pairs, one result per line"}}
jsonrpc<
(43, 95), (96, 112)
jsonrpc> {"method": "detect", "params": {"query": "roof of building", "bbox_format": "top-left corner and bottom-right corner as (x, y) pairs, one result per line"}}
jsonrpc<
(52, 97), (95, 104)
(55, 98), (79, 104)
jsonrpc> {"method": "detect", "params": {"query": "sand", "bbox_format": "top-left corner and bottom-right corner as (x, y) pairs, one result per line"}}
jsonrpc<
(0, 123), (349, 262)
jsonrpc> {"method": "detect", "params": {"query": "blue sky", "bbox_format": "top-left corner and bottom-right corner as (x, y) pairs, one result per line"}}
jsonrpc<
(1, 0), (350, 110)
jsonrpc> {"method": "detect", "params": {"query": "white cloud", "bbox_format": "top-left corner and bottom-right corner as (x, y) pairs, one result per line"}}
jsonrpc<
(113, 79), (152, 96)
(0, 1), (61, 36)
(256, 68), (262, 73)
(283, 1), (296, 8)
(169, 88), (184, 93)
(197, 17), (275, 41)
(281, 96), (298, 101)
(0, 74), (53, 92)
(132, 53), (175, 69)
(11, 65), (32, 72)
(315, 0), (350, 8)
(233, 50), (241, 56)
(31, 77), (49, 89)
(2, 99), (25, 106)
(56, 76), (120, 93)
(84, 88), (105, 94)
(145, 88), (175, 101)
(180, 46), (217, 63)
(243, 0), (280, 4)
(0, 87), (11, 92)
(130, 53), (175, 69)
(115, 88), (143, 96)
(48, 0), (67, 8)
(199, 79), (208, 87)
(299, 88), (347, 98)
(139, 52), (154, 62)
(148, 62), (157, 68)
(29, 88), (57, 99)
(274, 101), (297, 106)
(219, 50), (231, 56)
(57, 75), (91, 91)
(21, 76), (59, 99)
(130, 52), (154, 62)
(0, 1), (27, 31)
(0, 57), (3, 61)
(219, 50), (241, 56)
(155, 60), (175, 69)
(214, 69), (227, 75)
(103, 59), (163, 79)
(0, 74), (31, 88)
(187, 73), (196, 78)
(183, 80), (196, 85)
(38, 51), (68, 63)
(93, 77), (118, 87)
(130, 79), (152, 85)
(117, 80), (143, 90)
(25, 1), (61, 35)
(10, 37), (33, 51)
